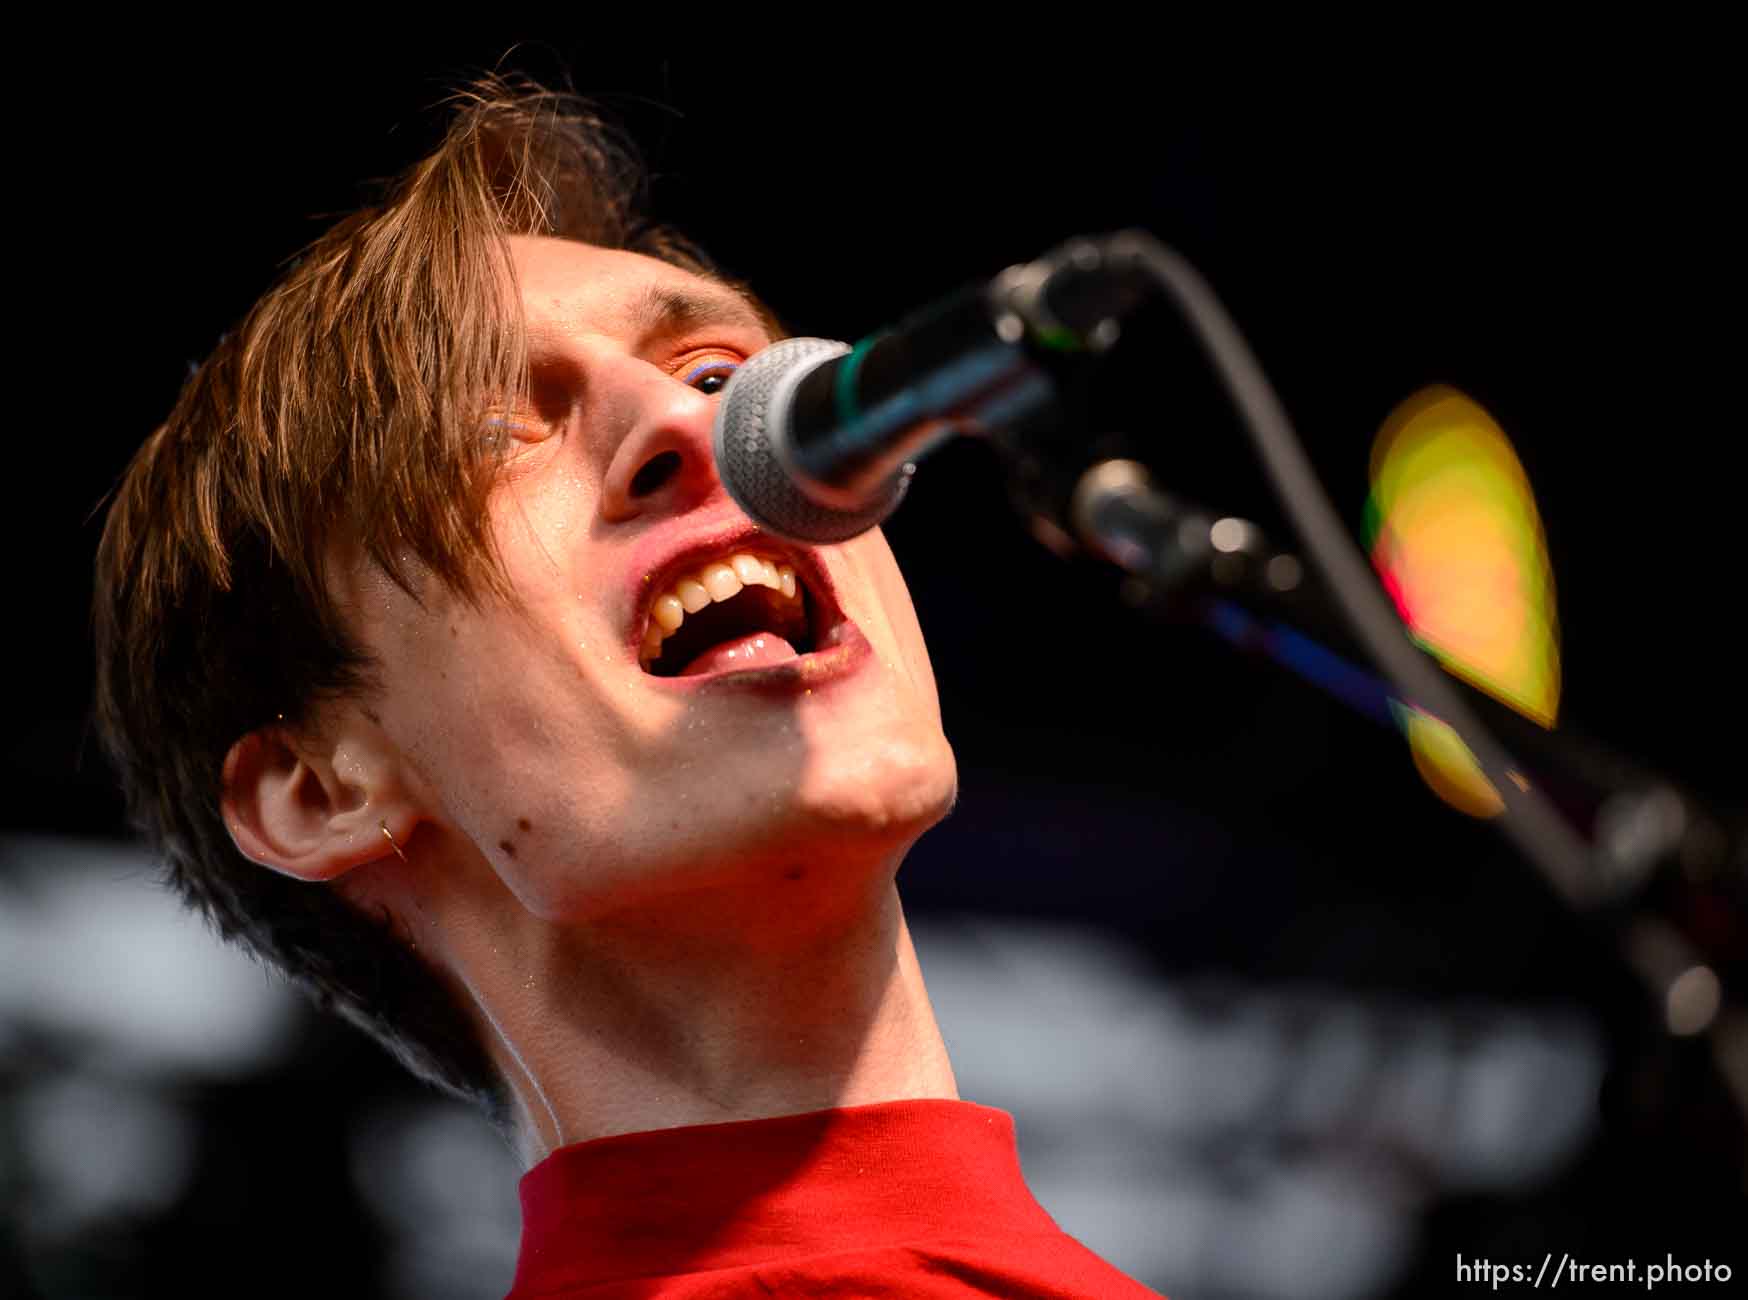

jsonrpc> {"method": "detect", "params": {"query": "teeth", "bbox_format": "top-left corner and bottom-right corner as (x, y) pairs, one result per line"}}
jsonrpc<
(676, 578), (711, 613)
(652, 593), (685, 632)
(641, 552), (808, 666)
(701, 562), (741, 601)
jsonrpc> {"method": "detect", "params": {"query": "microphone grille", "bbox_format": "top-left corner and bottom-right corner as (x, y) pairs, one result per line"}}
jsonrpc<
(713, 337), (909, 543)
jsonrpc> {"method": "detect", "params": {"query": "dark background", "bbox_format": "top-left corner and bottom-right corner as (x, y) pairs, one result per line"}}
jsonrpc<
(7, 35), (1744, 1298)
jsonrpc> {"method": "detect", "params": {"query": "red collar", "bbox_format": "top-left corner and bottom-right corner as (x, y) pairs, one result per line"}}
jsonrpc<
(511, 1099), (1060, 1294)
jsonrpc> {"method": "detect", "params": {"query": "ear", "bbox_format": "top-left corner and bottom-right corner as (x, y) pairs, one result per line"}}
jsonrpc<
(221, 710), (421, 883)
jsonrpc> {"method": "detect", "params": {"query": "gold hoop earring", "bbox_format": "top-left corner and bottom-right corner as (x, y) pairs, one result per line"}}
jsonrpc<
(380, 821), (409, 864)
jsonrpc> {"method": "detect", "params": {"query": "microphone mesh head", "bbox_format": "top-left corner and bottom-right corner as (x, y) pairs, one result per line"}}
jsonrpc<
(713, 337), (910, 543)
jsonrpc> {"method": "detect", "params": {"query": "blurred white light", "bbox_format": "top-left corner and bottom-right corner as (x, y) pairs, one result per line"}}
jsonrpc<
(1210, 517), (1253, 553)
(0, 835), (303, 1075)
(1142, 993), (1282, 1135)
(1216, 1165), (1413, 1300)
(910, 917), (1603, 1298)
(1667, 965), (1722, 1036)
(914, 918), (1175, 1134)
(1280, 1001), (1374, 1133)
(16, 1075), (197, 1238)
(1440, 1013), (1601, 1190)
(1266, 554), (1304, 591)
(350, 1098), (521, 1299)
(1033, 1170), (1219, 1291)
(1364, 1018), (1455, 1153)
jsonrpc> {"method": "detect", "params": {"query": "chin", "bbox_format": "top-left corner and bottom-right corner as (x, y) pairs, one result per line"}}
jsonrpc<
(791, 730), (959, 853)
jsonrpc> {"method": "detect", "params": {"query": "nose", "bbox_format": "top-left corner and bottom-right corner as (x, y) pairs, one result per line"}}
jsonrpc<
(598, 362), (727, 524)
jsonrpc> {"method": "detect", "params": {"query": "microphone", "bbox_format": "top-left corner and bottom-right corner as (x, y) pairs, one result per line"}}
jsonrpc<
(713, 240), (1153, 543)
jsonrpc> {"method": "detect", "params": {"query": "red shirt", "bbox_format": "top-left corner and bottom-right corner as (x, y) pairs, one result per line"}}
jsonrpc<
(507, 1099), (1164, 1298)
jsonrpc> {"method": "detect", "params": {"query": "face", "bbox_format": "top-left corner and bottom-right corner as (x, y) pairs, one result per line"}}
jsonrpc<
(339, 236), (957, 921)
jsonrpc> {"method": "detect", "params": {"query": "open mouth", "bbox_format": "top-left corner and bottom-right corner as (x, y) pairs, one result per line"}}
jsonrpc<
(638, 551), (824, 678)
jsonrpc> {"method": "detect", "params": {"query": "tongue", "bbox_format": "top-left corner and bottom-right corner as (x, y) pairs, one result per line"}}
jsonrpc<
(678, 632), (800, 677)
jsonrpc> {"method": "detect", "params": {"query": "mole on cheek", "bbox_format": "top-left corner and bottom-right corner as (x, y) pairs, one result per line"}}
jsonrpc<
(498, 840), (517, 858)
(517, 817), (533, 832)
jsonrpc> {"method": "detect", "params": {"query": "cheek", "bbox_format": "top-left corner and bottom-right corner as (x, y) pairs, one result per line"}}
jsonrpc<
(843, 531), (943, 719)
(385, 643), (630, 914)
(336, 551), (685, 917)
(354, 580), (602, 826)
(491, 449), (594, 547)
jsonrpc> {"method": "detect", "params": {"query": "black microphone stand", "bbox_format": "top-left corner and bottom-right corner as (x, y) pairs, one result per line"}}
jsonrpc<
(977, 232), (1748, 1123)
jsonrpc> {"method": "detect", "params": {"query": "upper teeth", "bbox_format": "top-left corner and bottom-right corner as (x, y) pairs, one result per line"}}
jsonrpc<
(640, 552), (801, 665)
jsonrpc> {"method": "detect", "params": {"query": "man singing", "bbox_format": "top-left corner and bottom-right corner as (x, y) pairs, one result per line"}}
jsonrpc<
(94, 78), (1161, 1297)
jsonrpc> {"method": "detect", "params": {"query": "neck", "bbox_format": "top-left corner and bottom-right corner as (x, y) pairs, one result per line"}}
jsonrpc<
(418, 854), (959, 1167)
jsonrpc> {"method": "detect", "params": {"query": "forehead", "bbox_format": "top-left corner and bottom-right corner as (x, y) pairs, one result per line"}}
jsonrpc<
(506, 235), (767, 343)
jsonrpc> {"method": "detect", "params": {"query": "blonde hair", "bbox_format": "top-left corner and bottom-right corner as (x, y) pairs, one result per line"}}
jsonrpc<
(93, 77), (773, 1119)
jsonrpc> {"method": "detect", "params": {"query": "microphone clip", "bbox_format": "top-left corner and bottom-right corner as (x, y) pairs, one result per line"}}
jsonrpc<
(990, 235), (1162, 358)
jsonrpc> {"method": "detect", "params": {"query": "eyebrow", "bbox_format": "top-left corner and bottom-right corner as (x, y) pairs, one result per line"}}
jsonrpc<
(628, 282), (772, 341)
